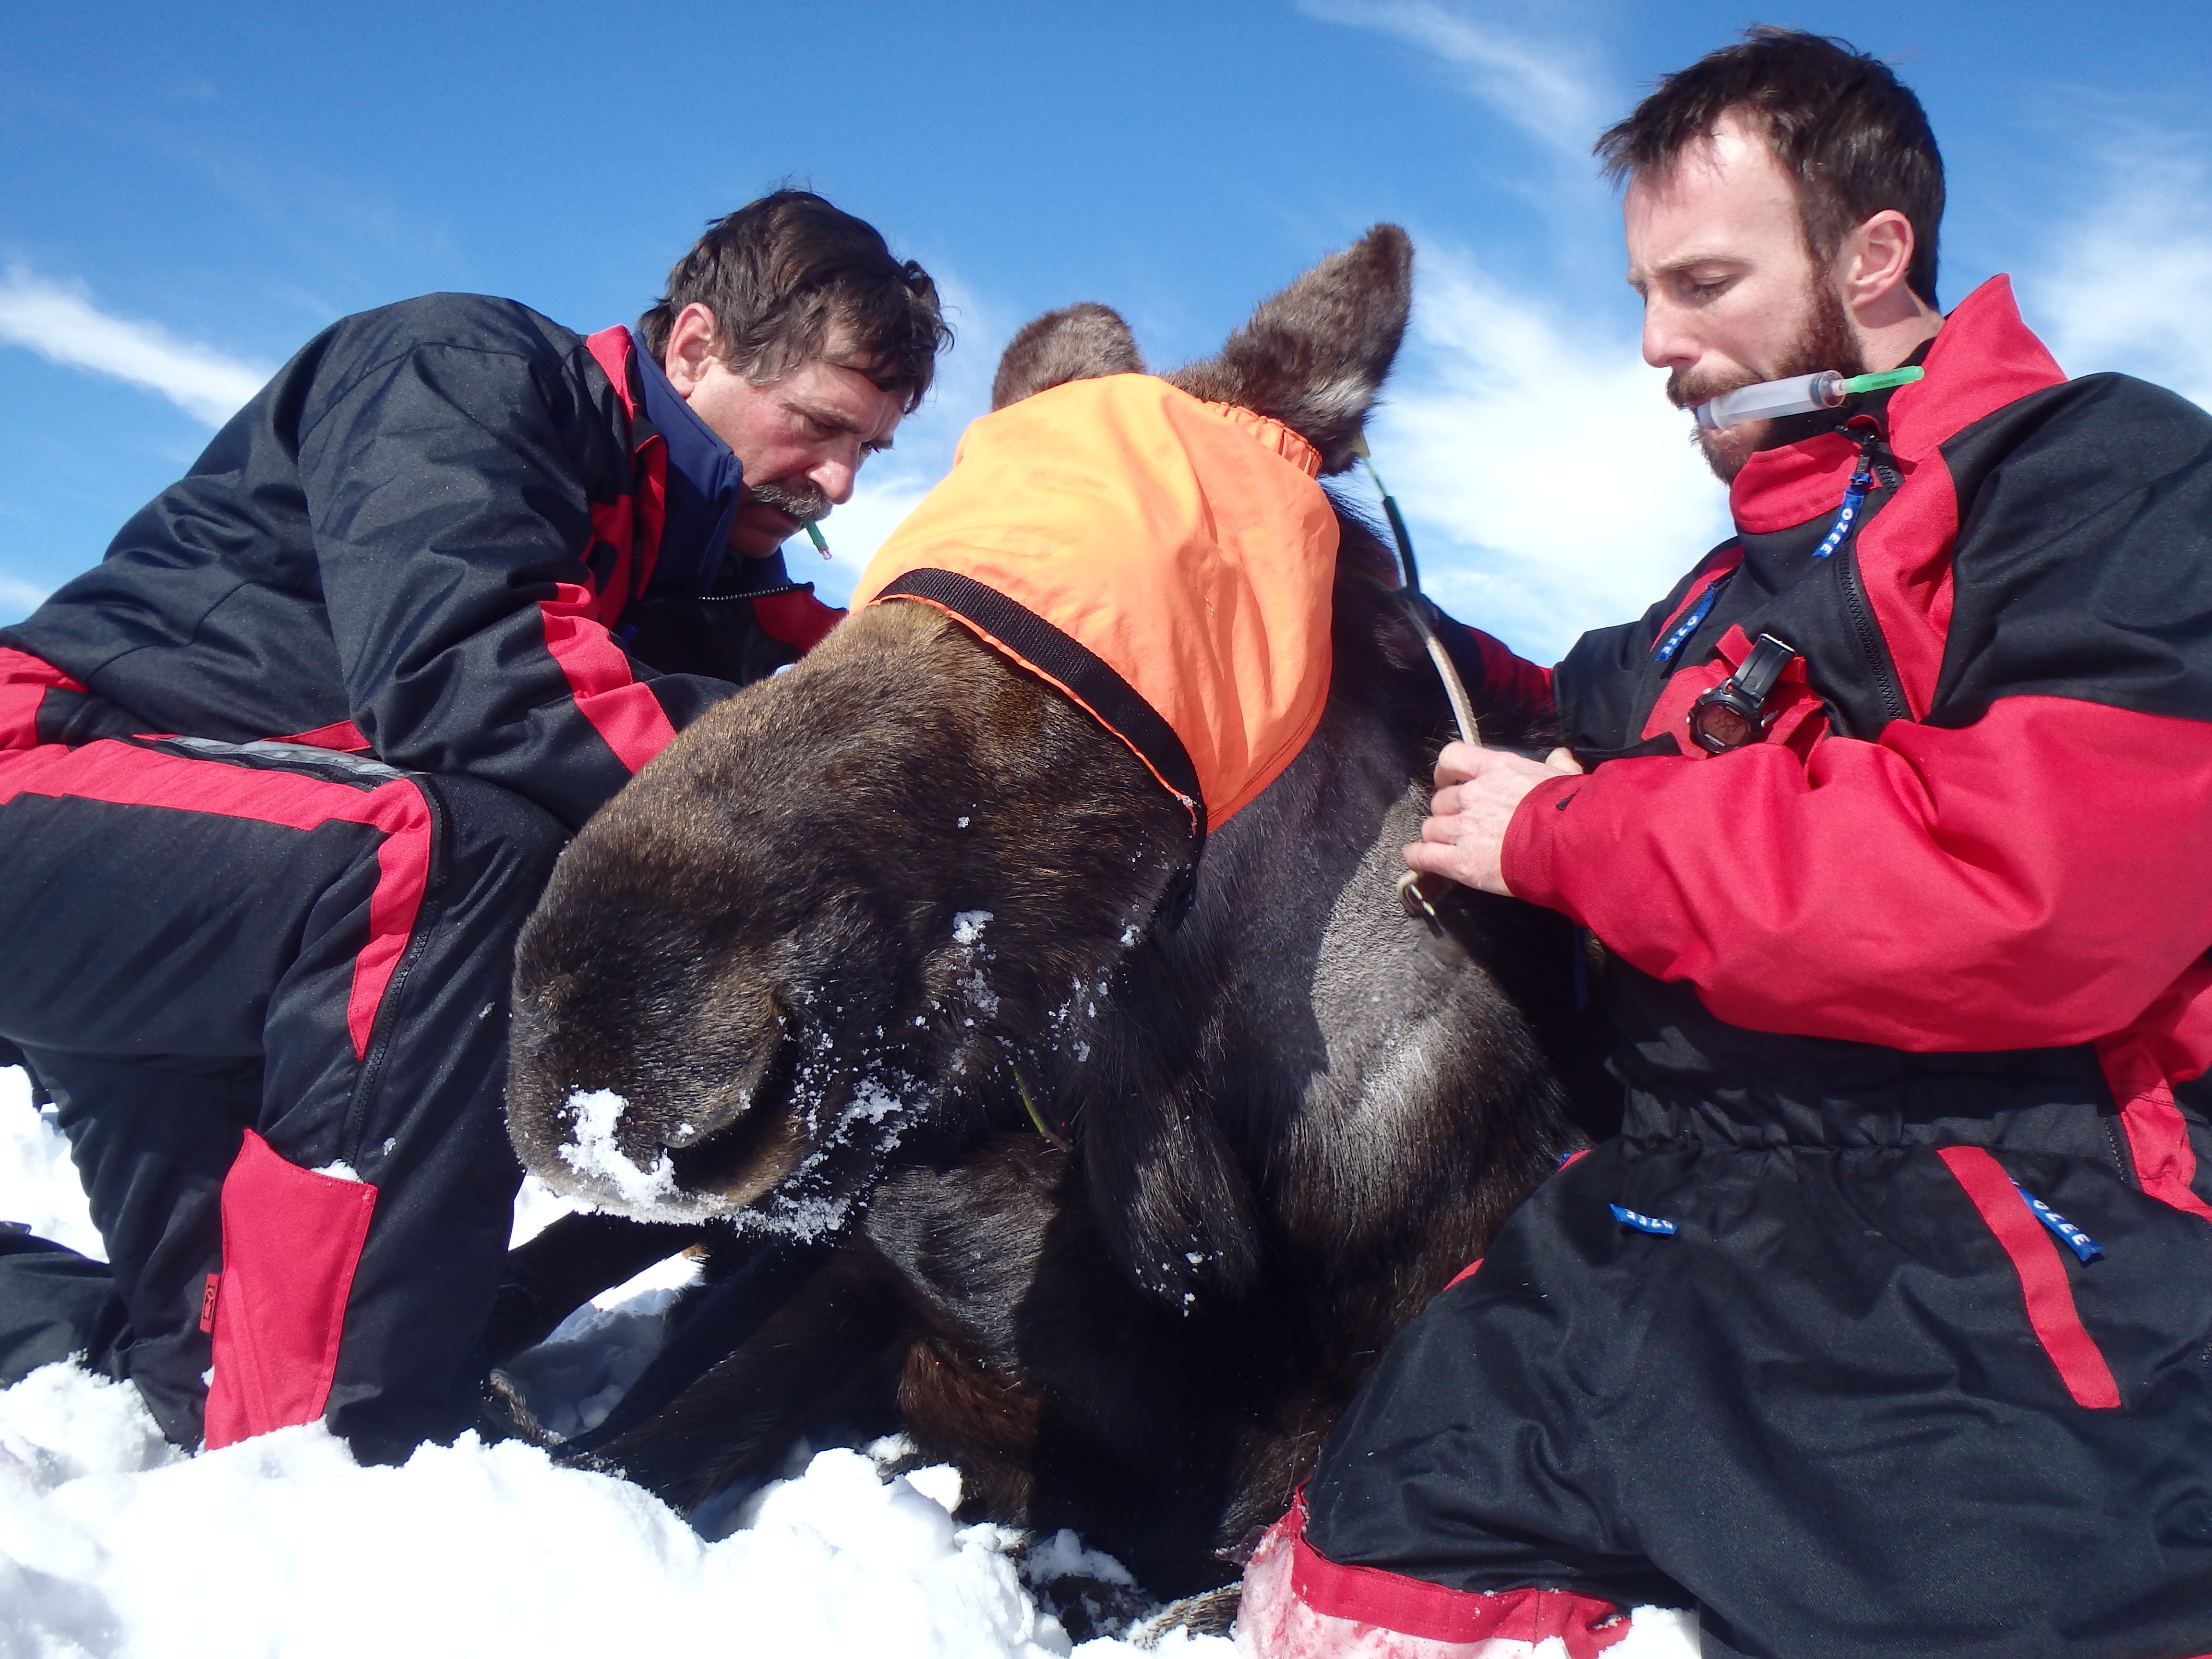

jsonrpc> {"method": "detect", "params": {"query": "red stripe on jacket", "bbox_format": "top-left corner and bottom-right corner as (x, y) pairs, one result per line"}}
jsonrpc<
(1236, 1491), (1633, 1658)
(585, 325), (670, 622)
(1937, 1145), (2120, 1409)
(535, 583), (680, 775)
(270, 719), (373, 752)
(0, 739), (432, 1059)
(1647, 544), (1746, 650)
(0, 646), (83, 748)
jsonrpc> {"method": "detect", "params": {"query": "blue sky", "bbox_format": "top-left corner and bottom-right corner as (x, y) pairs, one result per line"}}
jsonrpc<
(3, 1), (2207, 661)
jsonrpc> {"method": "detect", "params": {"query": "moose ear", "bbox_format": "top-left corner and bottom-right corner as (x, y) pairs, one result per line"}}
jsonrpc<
(990, 302), (1146, 410)
(1165, 224), (1413, 474)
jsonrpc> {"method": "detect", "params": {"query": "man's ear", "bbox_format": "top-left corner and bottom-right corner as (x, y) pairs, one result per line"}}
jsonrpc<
(1840, 210), (1919, 325)
(661, 302), (721, 397)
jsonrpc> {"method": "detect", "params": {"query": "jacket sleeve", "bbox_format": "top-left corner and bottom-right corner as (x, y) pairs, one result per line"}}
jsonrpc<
(1503, 380), (2212, 1053)
(1503, 702), (2212, 1051)
(296, 336), (739, 830)
(1424, 605), (1555, 740)
(1460, 623), (1555, 721)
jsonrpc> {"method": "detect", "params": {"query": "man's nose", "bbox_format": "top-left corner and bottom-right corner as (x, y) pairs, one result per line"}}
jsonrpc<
(1641, 299), (1699, 372)
(810, 452), (860, 506)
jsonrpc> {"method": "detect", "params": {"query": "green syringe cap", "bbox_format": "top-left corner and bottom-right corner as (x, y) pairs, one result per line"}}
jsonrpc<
(1840, 366), (1925, 397)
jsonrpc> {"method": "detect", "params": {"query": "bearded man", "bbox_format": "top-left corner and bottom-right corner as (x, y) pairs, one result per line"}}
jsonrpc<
(0, 191), (948, 1466)
(1240, 29), (2212, 1659)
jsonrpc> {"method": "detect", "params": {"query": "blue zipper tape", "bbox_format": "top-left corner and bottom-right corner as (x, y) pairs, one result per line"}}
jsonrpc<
(1811, 468), (1873, 560)
(1651, 580), (1723, 665)
(1609, 1203), (1678, 1236)
(2012, 1181), (2103, 1263)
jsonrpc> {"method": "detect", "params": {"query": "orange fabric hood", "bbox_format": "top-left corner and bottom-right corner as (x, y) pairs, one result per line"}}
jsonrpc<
(853, 373), (1339, 837)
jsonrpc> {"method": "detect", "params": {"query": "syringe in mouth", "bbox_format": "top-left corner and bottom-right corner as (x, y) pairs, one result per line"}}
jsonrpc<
(1693, 365), (1924, 432)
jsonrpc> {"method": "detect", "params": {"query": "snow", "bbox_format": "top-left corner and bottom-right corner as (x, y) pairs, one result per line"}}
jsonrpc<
(0, 1068), (1699, 1658)
(0, 1374), (1100, 1659)
(556, 1085), (683, 1213)
(0, 1074), (98, 1261)
(494, 1238), (695, 1440)
(951, 909), (993, 946)
(720, 1073), (922, 1246)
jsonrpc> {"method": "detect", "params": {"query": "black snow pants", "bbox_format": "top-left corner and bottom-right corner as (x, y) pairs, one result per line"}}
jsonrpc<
(0, 715), (564, 1464)
(1239, 1061), (2212, 1659)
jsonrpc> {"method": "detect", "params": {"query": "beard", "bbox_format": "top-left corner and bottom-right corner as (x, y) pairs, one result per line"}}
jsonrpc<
(1669, 274), (1866, 483)
(746, 479), (831, 522)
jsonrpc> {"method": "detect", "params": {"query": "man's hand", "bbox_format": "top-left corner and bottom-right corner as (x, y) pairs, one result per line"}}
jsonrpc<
(1405, 743), (1584, 896)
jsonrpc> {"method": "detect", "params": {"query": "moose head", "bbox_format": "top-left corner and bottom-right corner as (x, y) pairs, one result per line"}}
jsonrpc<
(505, 226), (1415, 1233)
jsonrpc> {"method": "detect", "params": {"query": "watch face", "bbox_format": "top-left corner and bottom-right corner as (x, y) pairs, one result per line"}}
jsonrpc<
(1689, 696), (1762, 755)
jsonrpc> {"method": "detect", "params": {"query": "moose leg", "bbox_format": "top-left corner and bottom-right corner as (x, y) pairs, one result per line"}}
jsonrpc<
(891, 1333), (1044, 1521)
(580, 1238), (909, 1511)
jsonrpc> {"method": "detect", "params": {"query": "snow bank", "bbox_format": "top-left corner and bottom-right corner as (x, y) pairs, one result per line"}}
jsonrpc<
(0, 1080), (1230, 1658)
(0, 1071), (1694, 1659)
(0, 1361), (1123, 1659)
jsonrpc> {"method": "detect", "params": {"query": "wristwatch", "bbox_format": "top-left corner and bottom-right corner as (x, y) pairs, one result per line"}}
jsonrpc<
(1688, 633), (1799, 755)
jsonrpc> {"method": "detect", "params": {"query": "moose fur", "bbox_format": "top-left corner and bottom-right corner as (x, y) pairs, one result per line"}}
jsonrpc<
(501, 228), (1605, 1597)
(990, 301), (1147, 409)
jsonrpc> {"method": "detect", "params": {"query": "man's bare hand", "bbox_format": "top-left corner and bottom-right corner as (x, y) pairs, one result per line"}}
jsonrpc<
(1404, 743), (1583, 896)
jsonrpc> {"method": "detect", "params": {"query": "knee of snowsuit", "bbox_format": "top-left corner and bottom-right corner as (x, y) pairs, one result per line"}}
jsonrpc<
(0, 730), (567, 1462)
(1237, 1034), (2212, 1659)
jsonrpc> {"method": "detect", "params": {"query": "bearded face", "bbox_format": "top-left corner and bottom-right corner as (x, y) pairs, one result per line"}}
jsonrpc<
(1668, 267), (1867, 483)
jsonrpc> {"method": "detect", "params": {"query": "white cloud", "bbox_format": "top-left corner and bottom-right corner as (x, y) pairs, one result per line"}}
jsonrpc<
(2022, 149), (2212, 413)
(1297, 0), (1604, 161)
(0, 269), (272, 426)
(1357, 245), (1731, 664)
(0, 574), (50, 619)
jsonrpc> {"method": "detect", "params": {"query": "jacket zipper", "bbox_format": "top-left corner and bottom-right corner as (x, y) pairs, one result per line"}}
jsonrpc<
(1838, 546), (1910, 728)
(2102, 1109), (2140, 1189)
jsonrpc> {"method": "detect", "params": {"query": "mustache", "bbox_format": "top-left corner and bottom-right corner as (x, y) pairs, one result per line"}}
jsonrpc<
(1667, 367), (1755, 412)
(746, 480), (831, 522)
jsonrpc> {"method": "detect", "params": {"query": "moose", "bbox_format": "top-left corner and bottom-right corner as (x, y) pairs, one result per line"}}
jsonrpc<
(497, 226), (1610, 1606)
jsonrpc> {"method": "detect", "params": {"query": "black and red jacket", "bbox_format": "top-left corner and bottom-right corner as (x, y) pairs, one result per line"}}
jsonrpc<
(1482, 276), (2212, 1218)
(0, 294), (841, 829)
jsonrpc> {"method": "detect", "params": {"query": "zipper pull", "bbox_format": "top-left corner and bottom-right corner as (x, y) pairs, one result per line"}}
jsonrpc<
(1836, 415), (1903, 490)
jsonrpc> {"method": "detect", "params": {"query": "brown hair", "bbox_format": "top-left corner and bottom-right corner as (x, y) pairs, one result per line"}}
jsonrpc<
(638, 190), (952, 413)
(1595, 26), (1945, 306)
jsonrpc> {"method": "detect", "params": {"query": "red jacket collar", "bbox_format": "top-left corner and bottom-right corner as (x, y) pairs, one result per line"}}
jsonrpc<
(1728, 276), (2067, 533)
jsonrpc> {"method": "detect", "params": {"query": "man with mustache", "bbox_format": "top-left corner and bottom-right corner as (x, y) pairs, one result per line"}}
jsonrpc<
(1240, 28), (2212, 1659)
(0, 190), (946, 1466)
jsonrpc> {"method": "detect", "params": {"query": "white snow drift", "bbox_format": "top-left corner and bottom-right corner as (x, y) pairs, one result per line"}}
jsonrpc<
(0, 1067), (1697, 1658)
